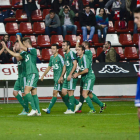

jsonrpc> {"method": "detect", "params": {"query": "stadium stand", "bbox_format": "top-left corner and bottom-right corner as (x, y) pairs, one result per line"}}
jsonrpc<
(19, 22), (33, 34)
(33, 22), (45, 34)
(37, 35), (51, 47)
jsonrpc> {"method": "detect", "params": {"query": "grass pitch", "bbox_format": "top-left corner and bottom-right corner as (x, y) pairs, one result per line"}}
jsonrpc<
(0, 101), (138, 140)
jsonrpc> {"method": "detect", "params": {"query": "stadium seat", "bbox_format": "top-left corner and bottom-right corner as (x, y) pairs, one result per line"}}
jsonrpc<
(70, 48), (77, 54)
(133, 34), (139, 45)
(90, 48), (96, 58)
(16, 9), (27, 21)
(128, 21), (134, 32)
(4, 12), (16, 21)
(0, 36), (3, 41)
(42, 49), (51, 61)
(36, 49), (42, 60)
(31, 9), (43, 21)
(33, 22), (45, 34)
(0, 0), (12, 8)
(82, 0), (89, 6)
(97, 47), (103, 57)
(10, 36), (16, 43)
(106, 34), (121, 46)
(6, 23), (19, 34)
(58, 48), (64, 57)
(119, 34), (133, 45)
(37, 35), (51, 47)
(43, 9), (51, 19)
(115, 21), (129, 33)
(19, 22), (33, 34)
(74, 21), (82, 34)
(93, 34), (104, 46)
(114, 47), (125, 59)
(65, 35), (76, 47)
(0, 23), (7, 34)
(12, 0), (22, 8)
(24, 35), (37, 47)
(124, 47), (138, 59)
(108, 21), (115, 33)
(90, 8), (95, 14)
(51, 35), (63, 47)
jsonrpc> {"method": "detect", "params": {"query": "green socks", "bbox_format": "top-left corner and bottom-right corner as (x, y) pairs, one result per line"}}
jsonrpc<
(62, 94), (70, 109)
(79, 95), (85, 110)
(69, 95), (75, 112)
(75, 98), (79, 105)
(85, 96), (95, 111)
(48, 97), (57, 111)
(32, 94), (40, 113)
(23, 96), (29, 112)
(91, 93), (103, 107)
(25, 93), (36, 110)
(15, 94), (25, 109)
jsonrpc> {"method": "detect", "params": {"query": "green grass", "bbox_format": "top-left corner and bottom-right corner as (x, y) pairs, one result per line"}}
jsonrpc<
(0, 101), (138, 140)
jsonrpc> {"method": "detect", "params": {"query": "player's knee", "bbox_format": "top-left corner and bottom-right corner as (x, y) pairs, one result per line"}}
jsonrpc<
(62, 89), (67, 96)
(88, 92), (92, 98)
(53, 91), (58, 97)
(13, 91), (18, 97)
(82, 92), (86, 98)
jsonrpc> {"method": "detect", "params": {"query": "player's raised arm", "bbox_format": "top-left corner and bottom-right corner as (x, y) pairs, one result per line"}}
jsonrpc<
(41, 66), (51, 81)
(75, 36), (81, 50)
(17, 35), (27, 52)
(1, 41), (22, 59)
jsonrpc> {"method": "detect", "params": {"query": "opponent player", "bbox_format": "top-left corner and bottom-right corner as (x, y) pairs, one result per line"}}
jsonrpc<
(76, 37), (106, 113)
(73, 45), (97, 113)
(1, 36), (40, 116)
(12, 40), (29, 115)
(41, 44), (69, 113)
(58, 41), (82, 114)
(134, 7), (140, 124)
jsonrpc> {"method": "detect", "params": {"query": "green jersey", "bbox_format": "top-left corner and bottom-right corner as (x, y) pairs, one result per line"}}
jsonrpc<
(17, 59), (26, 78)
(49, 54), (64, 82)
(20, 48), (38, 75)
(77, 54), (94, 80)
(85, 49), (93, 64)
(64, 50), (77, 77)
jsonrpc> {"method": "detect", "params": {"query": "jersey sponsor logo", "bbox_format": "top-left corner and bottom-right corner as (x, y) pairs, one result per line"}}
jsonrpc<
(98, 65), (129, 73)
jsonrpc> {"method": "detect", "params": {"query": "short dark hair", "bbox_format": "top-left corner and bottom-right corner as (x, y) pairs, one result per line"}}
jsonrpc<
(78, 45), (85, 52)
(22, 37), (32, 46)
(51, 44), (59, 49)
(107, 41), (111, 47)
(134, 7), (140, 13)
(64, 6), (69, 10)
(63, 40), (71, 47)
(49, 10), (55, 14)
(14, 40), (19, 44)
(84, 41), (90, 48)
(84, 5), (90, 9)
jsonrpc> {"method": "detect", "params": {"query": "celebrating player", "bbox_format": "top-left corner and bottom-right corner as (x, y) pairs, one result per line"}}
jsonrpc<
(59, 41), (82, 114)
(76, 36), (106, 113)
(73, 45), (97, 113)
(1, 36), (40, 116)
(41, 44), (68, 114)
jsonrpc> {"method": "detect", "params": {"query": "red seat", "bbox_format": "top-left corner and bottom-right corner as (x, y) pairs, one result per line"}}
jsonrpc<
(16, 9), (27, 21)
(90, 48), (96, 58)
(93, 34), (104, 46)
(108, 21), (115, 33)
(37, 35), (51, 47)
(128, 21), (134, 32)
(4, 10), (16, 21)
(19, 22), (33, 34)
(42, 49), (52, 61)
(24, 35), (37, 47)
(10, 36), (16, 43)
(97, 47), (103, 57)
(74, 21), (82, 34)
(58, 48), (64, 57)
(33, 22), (45, 34)
(36, 49), (42, 60)
(124, 47), (138, 59)
(6, 23), (19, 34)
(115, 21), (129, 33)
(31, 9), (43, 21)
(114, 47), (125, 59)
(65, 35), (76, 47)
(51, 35), (63, 47)
(0, 36), (3, 40)
(119, 34), (133, 45)
(43, 9), (51, 19)
(12, 0), (22, 8)
(0, 0), (12, 8)
(82, 0), (89, 5)
(133, 34), (140, 45)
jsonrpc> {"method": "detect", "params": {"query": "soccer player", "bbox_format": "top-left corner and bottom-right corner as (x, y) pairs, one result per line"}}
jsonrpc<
(41, 44), (69, 113)
(59, 41), (82, 114)
(12, 40), (29, 115)
(134, 7), (140, 123)
(76, 36), (106, 113)
(1, 36), (40, 116)
(73, 45), (97, 113)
